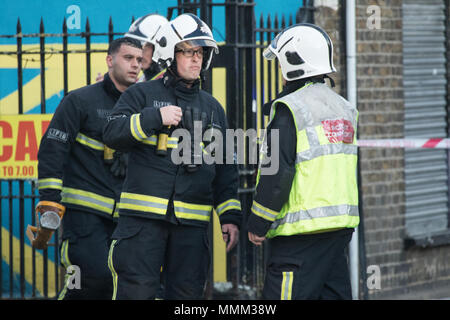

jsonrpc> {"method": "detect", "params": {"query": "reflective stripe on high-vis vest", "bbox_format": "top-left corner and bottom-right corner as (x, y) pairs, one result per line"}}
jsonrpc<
(38, 178), (63, 190)
(269, 205), (360, 236)
(216, 199), (242, 216)
(262, 83), (359, 238)
(174, 201), (212, 222)
(76, 133), (105, 151)
(130, 113), (148, 142)
(119, 192), (168, 215)
(62, 187), (115, 214)
(296, 142), (357, 164)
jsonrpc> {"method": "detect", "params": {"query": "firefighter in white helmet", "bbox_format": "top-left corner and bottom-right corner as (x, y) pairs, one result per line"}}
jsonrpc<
(248, 23), (359, 300)
(96, 14), (168, 83)
(125, 13), (168, 82)
(104, 13), (241, 300)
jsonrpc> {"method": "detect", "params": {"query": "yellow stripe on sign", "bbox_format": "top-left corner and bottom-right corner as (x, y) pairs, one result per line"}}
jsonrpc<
(1, 226), (58, 298)
(0, 43), (109, 115)
(212, 68), (226, 113)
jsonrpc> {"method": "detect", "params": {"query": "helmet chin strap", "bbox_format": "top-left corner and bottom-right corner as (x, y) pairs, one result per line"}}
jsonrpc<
(199, 71), (206, 83)
(323, 74), (335, 87)
(143, 62), (162, 80)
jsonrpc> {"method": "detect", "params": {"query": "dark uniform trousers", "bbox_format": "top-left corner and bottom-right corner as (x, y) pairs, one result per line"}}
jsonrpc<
(58, 210), (116, 300)
(262, 231), (353, 300)
(109, 216), (210, 300)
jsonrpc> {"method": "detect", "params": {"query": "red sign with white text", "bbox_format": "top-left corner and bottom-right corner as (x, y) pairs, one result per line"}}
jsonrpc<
(0, 114), (53, 179)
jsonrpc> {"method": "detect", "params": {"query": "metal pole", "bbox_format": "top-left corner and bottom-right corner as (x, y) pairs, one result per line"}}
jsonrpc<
(63, 18), (68, 96)
(39, 18), (46, 114)
(346, 0), (359, 300)
(85, 18), (91, 85)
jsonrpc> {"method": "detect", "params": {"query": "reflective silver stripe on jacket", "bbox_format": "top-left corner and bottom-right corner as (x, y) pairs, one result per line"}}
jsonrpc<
(118, 192), (168, 214)
(62, 187), (115, 214)
(269, 205), (359, 230)
(174, 206), (211, 217)
(119, 198), (168, 210)
(251, 201), (278, 222)
(141, 135), (179, 148)
(75, 133), (105, 151)
(216, 199), (242, 216)
(38, 178), (63, 190)
(130, 113), (148, 141)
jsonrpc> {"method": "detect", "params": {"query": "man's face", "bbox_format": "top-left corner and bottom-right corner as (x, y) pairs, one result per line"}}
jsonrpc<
(107, 44), (143, 87)
(141, 43), (154, 71)
(175, 44), (203, 82)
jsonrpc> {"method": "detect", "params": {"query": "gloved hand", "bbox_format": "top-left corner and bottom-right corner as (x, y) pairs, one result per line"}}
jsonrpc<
(110, 151), (128, 178)
(27, 201), (66, 250)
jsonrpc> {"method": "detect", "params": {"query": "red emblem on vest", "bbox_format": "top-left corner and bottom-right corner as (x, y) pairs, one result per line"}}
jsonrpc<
(322, 119), (354, 144)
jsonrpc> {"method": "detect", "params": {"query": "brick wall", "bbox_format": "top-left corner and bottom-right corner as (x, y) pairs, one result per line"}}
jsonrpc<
(314, 0), (346, 96)
(315, 0), (450, 299)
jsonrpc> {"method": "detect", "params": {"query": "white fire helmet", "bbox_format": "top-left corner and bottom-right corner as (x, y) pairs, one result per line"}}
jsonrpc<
(125, 14), (168, 46)
(152, 13), (218, 71)
(263, 23), (336, 81)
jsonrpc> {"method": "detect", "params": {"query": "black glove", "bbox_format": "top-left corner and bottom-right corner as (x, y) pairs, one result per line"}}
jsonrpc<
(110, 151), (128, 178)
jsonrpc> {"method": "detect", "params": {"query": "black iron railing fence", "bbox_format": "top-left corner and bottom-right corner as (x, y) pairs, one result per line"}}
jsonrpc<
(0, 0), (313, 299)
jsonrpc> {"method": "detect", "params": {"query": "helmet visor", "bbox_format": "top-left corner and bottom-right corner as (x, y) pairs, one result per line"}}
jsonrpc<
(263, 45), (276, 60)
(263, 23), (301, 60)
(178, 39), (219, 54)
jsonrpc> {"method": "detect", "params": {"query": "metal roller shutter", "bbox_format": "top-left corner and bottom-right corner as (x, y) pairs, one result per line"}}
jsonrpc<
(402, 0), (449, 237)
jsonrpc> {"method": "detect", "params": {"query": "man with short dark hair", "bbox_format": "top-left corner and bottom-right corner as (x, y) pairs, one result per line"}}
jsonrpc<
(36, 37), (142, 299)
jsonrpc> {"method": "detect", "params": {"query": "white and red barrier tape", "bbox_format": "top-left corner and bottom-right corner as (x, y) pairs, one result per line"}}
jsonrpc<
(358, 138), (450, 149)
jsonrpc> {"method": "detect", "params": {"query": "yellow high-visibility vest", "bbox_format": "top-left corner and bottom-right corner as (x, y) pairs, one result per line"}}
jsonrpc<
(257, 82), (360, 238)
